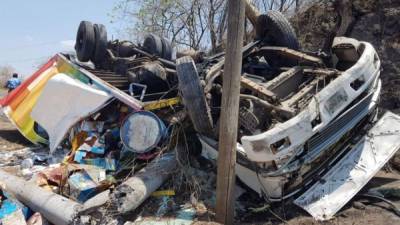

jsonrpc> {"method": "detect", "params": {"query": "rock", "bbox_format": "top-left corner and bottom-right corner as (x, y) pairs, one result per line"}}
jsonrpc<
(291, 2), (338, 51)
(351, 13), (382, 46)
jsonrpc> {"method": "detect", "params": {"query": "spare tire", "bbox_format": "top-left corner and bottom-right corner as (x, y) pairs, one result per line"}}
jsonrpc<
(161, 37), (173, 60)
(256, 11), (299, 50)
(92, 24), (108, 63)
(143, 34), (163, 57)
(176, 56), (213, 134)
(75, 21), (96, 62)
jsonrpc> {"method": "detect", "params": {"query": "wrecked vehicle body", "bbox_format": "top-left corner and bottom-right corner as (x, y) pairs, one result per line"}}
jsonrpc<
(199, 38), (381, 201)
(187, 14), (382, 202)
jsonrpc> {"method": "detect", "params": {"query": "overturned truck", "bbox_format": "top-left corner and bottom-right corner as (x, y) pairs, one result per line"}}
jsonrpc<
(197, 33), (382, 202)
(0, 1), (398, 223)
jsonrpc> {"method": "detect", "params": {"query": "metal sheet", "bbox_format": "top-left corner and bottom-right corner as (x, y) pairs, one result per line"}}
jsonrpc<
(294, 111), (400, 220)
(31, 73), (111, 153)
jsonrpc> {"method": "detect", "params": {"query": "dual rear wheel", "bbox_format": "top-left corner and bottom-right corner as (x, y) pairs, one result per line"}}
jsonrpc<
(75, 21), (108, 63)
(75, 21), (172, 63)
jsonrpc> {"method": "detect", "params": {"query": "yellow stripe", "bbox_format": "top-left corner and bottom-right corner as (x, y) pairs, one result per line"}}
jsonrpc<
(151, 190), (176, 197)
(143, 97), (181, 111)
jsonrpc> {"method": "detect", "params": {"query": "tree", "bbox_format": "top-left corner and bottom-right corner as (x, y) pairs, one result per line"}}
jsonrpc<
(252, 0), (300, 13)
(111, 0), (304, 53)
(0, 65), (16, 88)
(112, 0), (226, 52)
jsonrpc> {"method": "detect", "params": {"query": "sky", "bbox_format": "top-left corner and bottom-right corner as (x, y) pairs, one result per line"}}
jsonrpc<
(0, 0), (126, 77)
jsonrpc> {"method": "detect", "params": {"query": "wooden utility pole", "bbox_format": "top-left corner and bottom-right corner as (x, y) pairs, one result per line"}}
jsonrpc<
(216, 0), (246, 224)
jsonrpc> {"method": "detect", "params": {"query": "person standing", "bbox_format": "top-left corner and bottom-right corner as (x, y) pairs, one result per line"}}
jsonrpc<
(5, 73), (21, 93)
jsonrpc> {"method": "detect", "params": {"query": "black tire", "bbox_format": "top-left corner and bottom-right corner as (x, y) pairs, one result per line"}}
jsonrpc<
(161, 37), (173, 60)
(176, 56), (213, 134)
(143, 34), (163, 57)
(93, 24), (108, 63)
(75, 21), (96, 62)
(256, 11), (299, 50)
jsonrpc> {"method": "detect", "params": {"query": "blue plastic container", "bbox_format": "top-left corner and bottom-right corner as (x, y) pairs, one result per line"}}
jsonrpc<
(120, 111), (167, 153)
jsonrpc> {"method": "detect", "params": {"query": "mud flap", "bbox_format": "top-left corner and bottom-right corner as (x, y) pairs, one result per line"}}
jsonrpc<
(294, 111), (400, 221)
